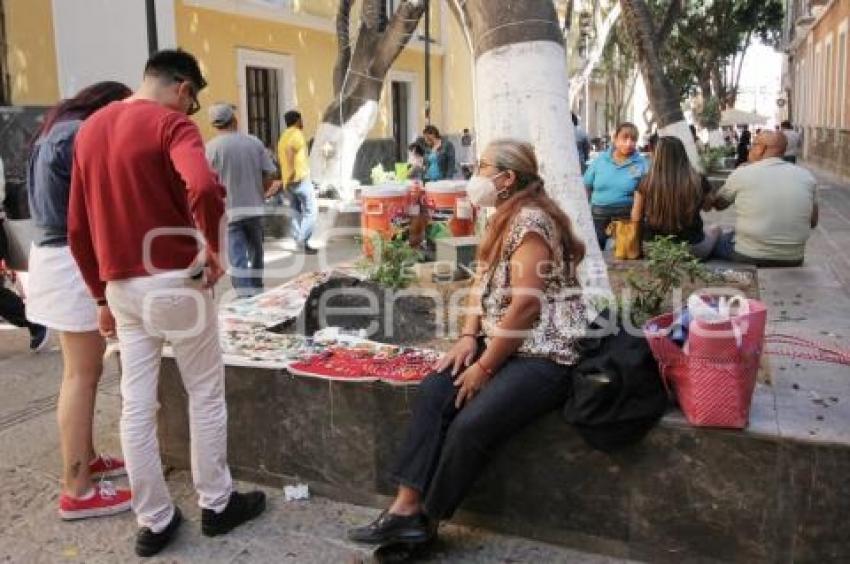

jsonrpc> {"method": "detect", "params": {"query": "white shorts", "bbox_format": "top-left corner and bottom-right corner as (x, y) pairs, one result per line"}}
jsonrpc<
(26, 243), (99, 332)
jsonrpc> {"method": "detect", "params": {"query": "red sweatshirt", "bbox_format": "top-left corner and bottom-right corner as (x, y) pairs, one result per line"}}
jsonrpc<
(68, 99), (225, 300)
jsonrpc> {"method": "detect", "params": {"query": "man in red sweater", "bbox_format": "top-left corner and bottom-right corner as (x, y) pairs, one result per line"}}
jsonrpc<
(68, 50), (265, 558)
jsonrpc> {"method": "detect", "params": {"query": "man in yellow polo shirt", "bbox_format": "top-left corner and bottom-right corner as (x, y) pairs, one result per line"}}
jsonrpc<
(277, 110), (317, 254)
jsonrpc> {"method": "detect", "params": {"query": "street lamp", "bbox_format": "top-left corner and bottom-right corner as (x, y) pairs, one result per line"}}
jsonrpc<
(145, 0), (158, 55)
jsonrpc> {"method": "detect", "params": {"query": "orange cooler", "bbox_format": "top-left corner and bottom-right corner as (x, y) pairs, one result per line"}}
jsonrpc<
(425, 180), (475, 236)
(361, 183), (411, 256)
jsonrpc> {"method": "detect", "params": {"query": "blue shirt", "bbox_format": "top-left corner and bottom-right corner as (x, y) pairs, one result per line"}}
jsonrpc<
(426, 150), (442, 181)
(583, 149), (648, 208)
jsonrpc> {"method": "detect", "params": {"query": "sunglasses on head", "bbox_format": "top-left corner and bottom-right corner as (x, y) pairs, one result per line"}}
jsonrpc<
(172, 74), (201, 115)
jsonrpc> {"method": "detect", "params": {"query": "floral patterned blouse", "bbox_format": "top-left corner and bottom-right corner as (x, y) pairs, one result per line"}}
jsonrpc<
(477, 207), (587, 366)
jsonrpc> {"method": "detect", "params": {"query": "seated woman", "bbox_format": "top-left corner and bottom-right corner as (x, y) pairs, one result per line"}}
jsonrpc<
(584, 122), (648, 251)
(630, 136), (721, 259)
(348, 139), (588, 546)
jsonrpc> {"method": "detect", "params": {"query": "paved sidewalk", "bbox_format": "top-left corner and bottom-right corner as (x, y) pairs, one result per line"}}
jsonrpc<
(1, 162), (848, 562)
(0, 337), (637, 563)
(0, 241), (633, 562)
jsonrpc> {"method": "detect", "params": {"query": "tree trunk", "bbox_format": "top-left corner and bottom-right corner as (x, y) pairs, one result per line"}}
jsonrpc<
(310, 0), (427, 199)
(569, 3), (622, 108)
(710, 64), (727, 110)
(619, 0), (702, 172)
(456, 0), (611, 293)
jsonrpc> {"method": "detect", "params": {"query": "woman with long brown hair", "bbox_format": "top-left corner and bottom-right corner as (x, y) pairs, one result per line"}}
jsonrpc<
(630, 136), (720, 258)
(26, 81), (133, 520)
(348, 139), (589, 547)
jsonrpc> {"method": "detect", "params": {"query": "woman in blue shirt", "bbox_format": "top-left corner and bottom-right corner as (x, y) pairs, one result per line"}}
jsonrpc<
(583, 122), (648, 249)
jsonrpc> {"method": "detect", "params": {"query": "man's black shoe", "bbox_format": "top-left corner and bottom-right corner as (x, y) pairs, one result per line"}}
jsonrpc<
(135, 506), (182, 557)
(347, 511), (434, 545)
(201, 491), (266, 537)
(303, 243), (318, 255)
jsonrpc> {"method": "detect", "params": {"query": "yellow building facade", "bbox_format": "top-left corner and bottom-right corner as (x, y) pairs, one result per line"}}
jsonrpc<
(4, 0), (475, 148)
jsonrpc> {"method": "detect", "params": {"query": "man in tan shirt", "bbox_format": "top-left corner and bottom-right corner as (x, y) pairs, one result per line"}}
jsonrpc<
(708, 131), (818, 267)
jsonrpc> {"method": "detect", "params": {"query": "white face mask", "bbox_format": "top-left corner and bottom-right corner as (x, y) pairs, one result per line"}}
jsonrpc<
(467, 172), (506, 208)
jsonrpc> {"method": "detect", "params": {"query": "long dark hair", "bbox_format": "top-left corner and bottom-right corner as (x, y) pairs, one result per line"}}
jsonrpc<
(641, 136), (702, 233)
(34, 81), (131, 141)
(477, 139), (585, 274)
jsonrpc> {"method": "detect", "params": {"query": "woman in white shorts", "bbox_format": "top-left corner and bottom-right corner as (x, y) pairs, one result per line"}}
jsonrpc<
(26, 81), (133, 520)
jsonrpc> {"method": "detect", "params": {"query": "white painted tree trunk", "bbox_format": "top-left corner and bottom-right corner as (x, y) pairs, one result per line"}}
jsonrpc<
(308, 101), (379, 202)
(569, 4), (622, 108)
(475, 41), (611, 294)
(659, 119), (703, 173)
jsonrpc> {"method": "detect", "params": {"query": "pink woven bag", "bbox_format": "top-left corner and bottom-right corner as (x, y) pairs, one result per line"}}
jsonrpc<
(644, 298), (767, 428)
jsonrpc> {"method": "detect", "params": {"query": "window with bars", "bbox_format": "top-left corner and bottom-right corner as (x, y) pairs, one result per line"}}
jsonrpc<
(245, 66), (281, 149)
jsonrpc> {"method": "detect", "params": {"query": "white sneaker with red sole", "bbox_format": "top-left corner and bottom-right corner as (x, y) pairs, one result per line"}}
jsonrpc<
(89, 454), (126, 479)
(59, 481), (132, 520)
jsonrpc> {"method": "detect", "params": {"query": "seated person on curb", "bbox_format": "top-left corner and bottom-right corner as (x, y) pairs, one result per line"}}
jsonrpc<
(348, 139), (589, 548)
(631, 136), (721, 259)
(707, 131), (818, 267)
(584, 122), (649, 251)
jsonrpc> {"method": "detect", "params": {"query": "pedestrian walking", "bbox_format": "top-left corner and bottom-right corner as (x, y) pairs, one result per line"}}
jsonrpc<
(26, 81), (134, 522)
(205, 103), (277, 296)
(572, 113), (590, 174)
(0, 156), (49, 352)
(735, 125), (751, 167)
(781, 120), (802, 164)
(67, 49), (265, 557)
(276, 110), (318, 254)
(459, 128), (474, 179)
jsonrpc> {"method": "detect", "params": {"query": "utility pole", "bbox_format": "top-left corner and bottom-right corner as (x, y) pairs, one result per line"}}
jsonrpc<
(145, 0), (158, 55)
(424, 0), (431, 124)
(0, 0), (11, 105)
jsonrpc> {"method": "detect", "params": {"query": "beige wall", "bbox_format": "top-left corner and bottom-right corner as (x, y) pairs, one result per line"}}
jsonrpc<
(793, 1), (850, 129)
(6, 0), (60, 105)
(810, 0), (850, 130)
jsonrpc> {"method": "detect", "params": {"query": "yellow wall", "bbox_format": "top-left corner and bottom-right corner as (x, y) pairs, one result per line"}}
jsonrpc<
(175, 1), (446, 143)
(6, 0), (60, 105)
(443, 11), (474, 133)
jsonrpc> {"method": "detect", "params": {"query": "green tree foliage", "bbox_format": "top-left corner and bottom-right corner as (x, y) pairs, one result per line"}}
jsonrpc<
(659, 0), (784, 108)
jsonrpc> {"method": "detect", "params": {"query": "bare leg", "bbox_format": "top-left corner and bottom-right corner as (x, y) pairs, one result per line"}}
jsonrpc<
(57, 331), (105, 496)
(388, 486), (423, 516)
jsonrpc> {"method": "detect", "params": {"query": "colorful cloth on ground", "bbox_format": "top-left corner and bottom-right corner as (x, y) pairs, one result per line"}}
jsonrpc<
(219, 270), (334, 328)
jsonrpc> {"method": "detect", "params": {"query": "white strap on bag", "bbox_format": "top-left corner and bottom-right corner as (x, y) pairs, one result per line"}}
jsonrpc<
(687, 293), (749, 349)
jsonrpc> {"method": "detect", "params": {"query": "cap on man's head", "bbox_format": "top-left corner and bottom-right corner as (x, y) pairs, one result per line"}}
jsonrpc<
(209, 103), (236, 127)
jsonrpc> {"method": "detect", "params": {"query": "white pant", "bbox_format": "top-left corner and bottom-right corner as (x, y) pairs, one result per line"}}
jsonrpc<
(106, 274), (232, 532)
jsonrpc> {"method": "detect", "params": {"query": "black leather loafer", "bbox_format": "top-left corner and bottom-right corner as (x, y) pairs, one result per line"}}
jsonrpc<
(347, 510), (434, 545)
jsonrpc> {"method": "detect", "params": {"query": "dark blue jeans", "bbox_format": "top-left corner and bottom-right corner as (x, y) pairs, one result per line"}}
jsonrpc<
(713, 231), (804, 267)
(227, 217), (264, 296)
(391, 354), (573, 520)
